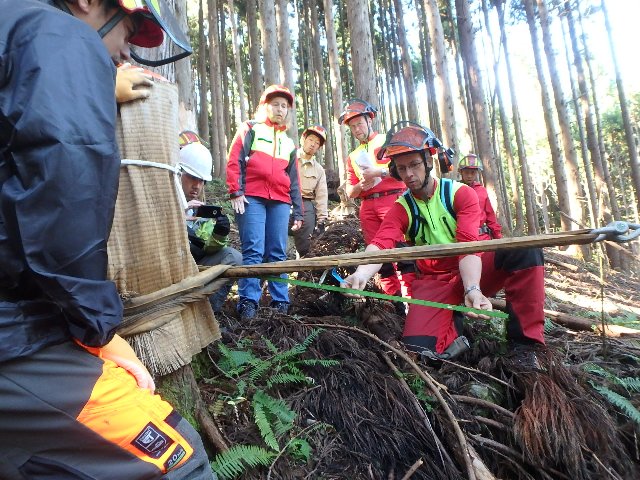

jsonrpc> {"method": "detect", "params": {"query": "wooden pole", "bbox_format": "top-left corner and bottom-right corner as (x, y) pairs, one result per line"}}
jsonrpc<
(220, 230), (598, 278)
(122, 230), (604, 314)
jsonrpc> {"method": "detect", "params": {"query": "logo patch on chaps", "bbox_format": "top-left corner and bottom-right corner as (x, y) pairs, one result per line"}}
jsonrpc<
(132, 422), (174, 459)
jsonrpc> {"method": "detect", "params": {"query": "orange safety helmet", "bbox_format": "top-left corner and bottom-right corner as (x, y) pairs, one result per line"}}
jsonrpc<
(378, 123), (439, 159)
(458, 154), (483, 171)
(259, 85), (295, 108)
(378, 122), (442, 181)
(301, 125), (327, 146)
(338, 98), (378, 125)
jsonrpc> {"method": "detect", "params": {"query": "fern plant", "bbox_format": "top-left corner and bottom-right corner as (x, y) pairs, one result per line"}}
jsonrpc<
(209, 329), (339, 479)
(584, 363), (640, 428)
(210, 445), (275, 479)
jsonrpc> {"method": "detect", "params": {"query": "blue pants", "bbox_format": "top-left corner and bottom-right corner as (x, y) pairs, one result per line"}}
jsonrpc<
(236, 196), (290, 305)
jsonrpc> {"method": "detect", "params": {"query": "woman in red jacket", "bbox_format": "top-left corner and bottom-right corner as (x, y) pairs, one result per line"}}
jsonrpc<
(226, 85), (304, 320)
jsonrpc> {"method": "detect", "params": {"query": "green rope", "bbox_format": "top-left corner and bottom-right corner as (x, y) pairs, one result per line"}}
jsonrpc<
(264, 276), (508, 319)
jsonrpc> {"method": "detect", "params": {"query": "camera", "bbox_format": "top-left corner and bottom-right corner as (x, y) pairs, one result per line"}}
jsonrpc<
(195, 205), (222, 218)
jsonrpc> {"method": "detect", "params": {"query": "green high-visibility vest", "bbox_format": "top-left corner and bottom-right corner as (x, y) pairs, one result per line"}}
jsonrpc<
(396, 178), (463, 245)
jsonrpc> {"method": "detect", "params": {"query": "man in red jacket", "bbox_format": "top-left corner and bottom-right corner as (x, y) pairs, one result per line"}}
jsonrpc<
(341, 99), (414, 300)
(343, 124), (545, 368)
(459, 154), (502, 240)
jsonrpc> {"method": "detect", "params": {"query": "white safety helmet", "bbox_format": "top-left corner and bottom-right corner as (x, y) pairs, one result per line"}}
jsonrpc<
(178, 142), (213, 181)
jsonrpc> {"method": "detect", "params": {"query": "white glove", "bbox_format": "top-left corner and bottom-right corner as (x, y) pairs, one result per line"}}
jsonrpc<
(342, 271), (371, 291)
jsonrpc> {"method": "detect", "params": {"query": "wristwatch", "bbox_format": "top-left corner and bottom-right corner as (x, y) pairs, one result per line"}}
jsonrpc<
(380, 167), (388, 178)
(464, 285), (482, 296)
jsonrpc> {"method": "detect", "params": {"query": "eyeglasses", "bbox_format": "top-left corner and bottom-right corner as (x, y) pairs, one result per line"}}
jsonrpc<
(395, 160), (425, 175)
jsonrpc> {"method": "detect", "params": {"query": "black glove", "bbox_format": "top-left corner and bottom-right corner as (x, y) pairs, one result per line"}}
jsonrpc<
(212, 214), (230, 236)
(313, 222), (325, 236)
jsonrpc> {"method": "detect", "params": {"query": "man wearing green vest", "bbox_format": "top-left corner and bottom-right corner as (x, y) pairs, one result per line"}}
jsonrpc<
(342, 123), (545, 367)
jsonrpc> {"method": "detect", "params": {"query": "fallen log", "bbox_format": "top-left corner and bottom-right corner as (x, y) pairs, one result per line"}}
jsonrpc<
(489, 299), (639, 338)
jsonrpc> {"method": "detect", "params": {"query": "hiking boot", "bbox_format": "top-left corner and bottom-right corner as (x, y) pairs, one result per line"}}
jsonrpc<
(238, 300), (258, 321)
(419, 336), (470, 363)
(507, 343), (542, 371)
(270, 301), (290, 314)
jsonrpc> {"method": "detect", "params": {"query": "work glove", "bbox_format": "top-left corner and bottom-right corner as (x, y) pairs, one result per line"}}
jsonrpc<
(99, 335), (156, 393)
(213, 214), (231, 236)
(313, 222), (325, 236)
(115, 63), (153, 104)
(342, 271), (370, 291)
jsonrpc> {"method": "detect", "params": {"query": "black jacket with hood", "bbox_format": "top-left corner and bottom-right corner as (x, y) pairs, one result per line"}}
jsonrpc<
(0, 0), (123, 362)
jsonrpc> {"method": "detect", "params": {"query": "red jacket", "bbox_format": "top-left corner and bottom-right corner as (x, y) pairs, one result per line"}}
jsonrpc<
(469, 182), (502, 239)
(226, 119), (303, 219)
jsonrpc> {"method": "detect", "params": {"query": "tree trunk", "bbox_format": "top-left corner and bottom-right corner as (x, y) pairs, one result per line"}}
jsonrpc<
(346, 0), (378, 108)
(303, 0), (318, 124)
(276, 0), (297, 135)
(141, 0), (195, 131)
(415, 0), (440, 138)
(338, 0), (352, 109)
(197, 0), (210, 141)
(208, 0), (227, 176)
(393, 0), (417, 122)
(578, 8), (620, 223)
(218, 3), (231, 142)
(310, 0), (333, 169)
(379, 0), (399, 126)
(455, 0), (510, 235)
(496, 0), (537, 234)
(387, 0), (407, 122)
(259, 0), (280, 85)
(423, 0), (458, 149)
(246, 0), (263, 111)
(448, 0), (473, 152)
(323, 0), (347, 181)
(482, 0), (524, 235)
(297, 0), (309, 129)
(524, 0), (571, 234)
(601, 0), (640, 213)
(561, 6), (596, 227)
(536, 0), (586, 245)
(228, 0), (248, 122)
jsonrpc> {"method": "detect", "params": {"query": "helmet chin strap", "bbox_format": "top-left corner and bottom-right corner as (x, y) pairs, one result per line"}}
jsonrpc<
(54, 1), (127, 39)
(97, 9), (128, 39)
(420, 152), (433, 190)
(420, 169), (432, 190)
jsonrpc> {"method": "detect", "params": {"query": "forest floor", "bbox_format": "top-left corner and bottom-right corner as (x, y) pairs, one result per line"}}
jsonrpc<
(198, 196), (640, 479)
